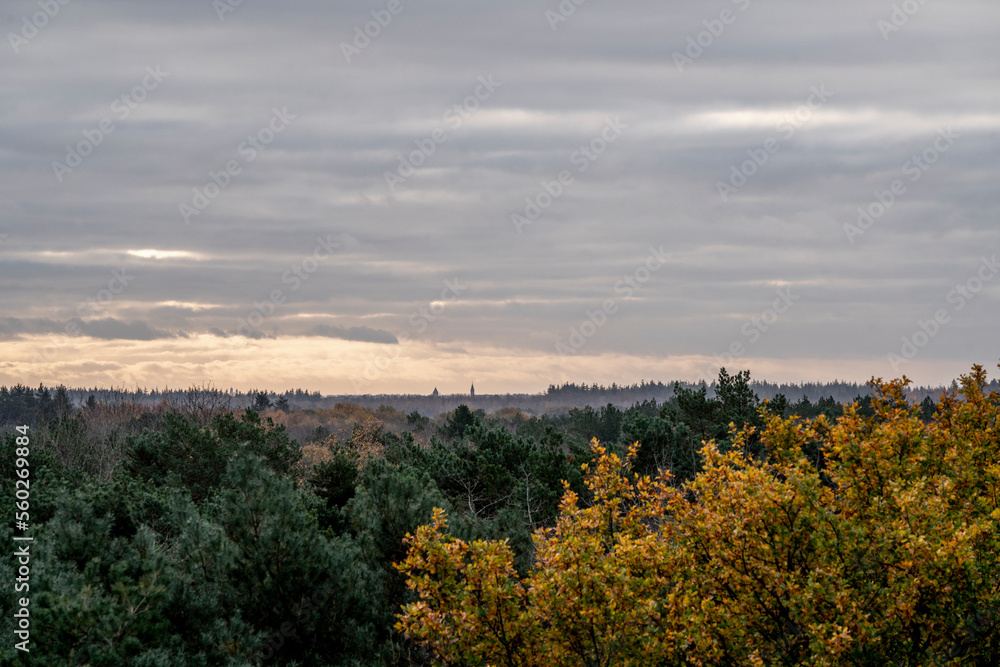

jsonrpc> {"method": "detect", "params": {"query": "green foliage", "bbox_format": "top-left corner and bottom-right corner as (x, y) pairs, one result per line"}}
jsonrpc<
(1, 485), (196, 667)
(672, 380), (724, 443)
(344, 459), (452, 659)
(789, 394), (845, 421)
(621, 407), (698, 482)
(763, 392), (789, 418)
(193, 453), (381, 665)
(406, 410), (430, 431)
(250, 390), (272, 412)
(349, 460), (448, 576)
(0, 384), (44, 424)
(0, 430), (75, 519)
(562, 403), (624, 445)
(919, 394), (937, 422)
(310, 447), (360, 533)
(715, 367), (761, 432)
(441, 404), (477, 440)
(123, 409), (301, 501)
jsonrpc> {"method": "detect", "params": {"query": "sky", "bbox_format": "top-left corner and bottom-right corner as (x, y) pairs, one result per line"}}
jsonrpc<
(1, 0), (998, 395)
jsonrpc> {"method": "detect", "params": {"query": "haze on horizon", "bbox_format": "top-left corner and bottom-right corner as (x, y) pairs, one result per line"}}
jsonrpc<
(1, 0), (998, 395)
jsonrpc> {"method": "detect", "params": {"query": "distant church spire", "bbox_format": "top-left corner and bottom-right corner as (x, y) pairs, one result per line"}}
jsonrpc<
(432, 387), (439, 397)
(470, 382), (475, 398)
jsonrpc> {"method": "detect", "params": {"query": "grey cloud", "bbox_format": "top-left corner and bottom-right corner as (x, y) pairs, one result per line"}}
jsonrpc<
(72, 319), (174, 341)
(308, 325), (399, 345)
(0, 317), (173, 341)
(0, 0), (997, 383)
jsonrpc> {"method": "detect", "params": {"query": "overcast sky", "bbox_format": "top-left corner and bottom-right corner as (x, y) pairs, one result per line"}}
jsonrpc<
(1, 0), (998, 394)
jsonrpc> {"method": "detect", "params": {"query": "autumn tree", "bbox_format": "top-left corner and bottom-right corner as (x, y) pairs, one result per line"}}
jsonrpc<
(396, 442), (680, 666)
(397, 364), (1000, 666)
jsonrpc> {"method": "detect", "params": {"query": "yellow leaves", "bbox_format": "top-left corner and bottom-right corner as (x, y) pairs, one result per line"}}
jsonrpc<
(396, 439), (685, 665)
(397, 369), (1000, 664)
(396, 514), (533, 666)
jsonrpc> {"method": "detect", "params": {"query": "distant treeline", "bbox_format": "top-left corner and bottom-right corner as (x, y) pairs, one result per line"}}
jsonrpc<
(541, 377), (958, 405)
(1, 370), (977, 423)
(0, 384), (323, 425)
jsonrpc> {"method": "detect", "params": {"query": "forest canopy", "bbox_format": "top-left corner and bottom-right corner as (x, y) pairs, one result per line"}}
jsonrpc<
(2, 364), (998, 665)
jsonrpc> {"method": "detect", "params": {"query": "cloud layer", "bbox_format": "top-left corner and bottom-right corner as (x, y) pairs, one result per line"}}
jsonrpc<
(1, 0), (998, 392)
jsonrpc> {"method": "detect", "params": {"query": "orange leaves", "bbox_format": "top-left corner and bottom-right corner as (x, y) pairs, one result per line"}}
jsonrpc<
(396, 365), (1000, 664)
(395, 509), (531, 666)
(397, 442), (682, 666)
(527, 454), (680, 666)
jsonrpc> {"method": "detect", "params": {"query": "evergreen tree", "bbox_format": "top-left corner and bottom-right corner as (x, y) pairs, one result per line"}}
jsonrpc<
(442, 404), (476, 440)
(250, 390), (272, 412)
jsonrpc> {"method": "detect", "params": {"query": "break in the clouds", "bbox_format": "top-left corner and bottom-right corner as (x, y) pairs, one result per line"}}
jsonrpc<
(1, 0), (998, 393)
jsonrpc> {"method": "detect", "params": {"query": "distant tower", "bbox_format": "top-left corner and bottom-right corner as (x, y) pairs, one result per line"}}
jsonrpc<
(470, 383), (475, 398)
(432, 387), (439, 397)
